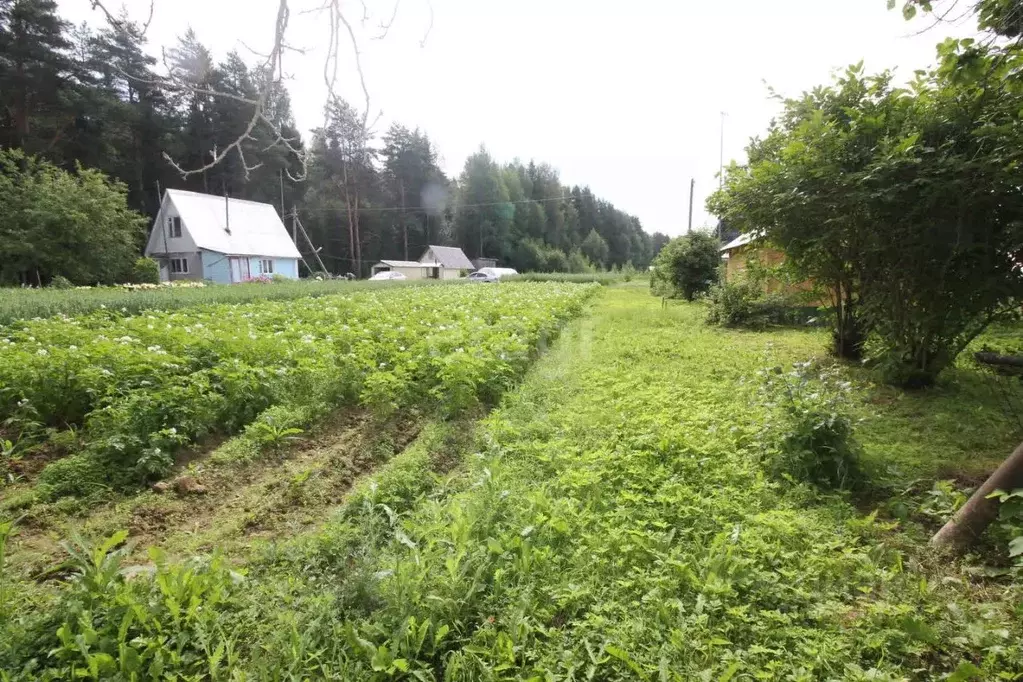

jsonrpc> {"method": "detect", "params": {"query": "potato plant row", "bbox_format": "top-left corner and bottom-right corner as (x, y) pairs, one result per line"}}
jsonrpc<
(0, 283), (595, 498)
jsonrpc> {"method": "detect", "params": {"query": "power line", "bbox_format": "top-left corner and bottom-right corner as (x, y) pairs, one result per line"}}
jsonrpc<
(297, 195), (572, 214)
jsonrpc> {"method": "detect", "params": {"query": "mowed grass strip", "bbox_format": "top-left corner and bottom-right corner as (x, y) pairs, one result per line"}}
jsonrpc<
(278, 285), (1021, 679)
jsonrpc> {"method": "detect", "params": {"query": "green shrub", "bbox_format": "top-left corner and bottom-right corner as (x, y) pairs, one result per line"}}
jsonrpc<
(48, 275), (73, 290)
(650, 232), (720, 300)
(35, 453), (116, 499)
(759, 362), (864, 491)
(707, 280), (815, 329)
(131, 257), (161, 284)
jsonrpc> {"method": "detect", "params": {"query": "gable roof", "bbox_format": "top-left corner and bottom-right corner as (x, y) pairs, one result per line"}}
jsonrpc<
(720, 231), (764, 253)
(424, 245), (473, 269)
(165, 189), (301, 259)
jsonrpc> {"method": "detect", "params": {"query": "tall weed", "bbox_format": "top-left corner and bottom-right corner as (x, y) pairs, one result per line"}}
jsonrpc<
(758, 361), (865, 490)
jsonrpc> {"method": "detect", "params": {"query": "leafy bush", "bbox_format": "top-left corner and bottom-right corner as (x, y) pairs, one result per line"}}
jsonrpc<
(759, 362), (864, 490)
(131, 257), (161, 285)
(706, 279), (814, 329)
(48, 275), (73, 290)
(650, 232), (720, 300)
(0, 149), (147, 286)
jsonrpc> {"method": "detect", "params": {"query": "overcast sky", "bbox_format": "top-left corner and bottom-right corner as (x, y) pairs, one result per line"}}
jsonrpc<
(58, 0), (977, 236)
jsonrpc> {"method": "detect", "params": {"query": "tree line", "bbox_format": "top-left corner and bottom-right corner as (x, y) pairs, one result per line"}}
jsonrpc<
(0, 0), (667, 283)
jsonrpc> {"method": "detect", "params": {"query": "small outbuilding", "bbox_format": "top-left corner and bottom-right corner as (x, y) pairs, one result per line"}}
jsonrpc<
(421, 245), (475, 279)
(370, 259), (443, 280)
(371, 245), (474, 280)
(145, 189), (301, 283)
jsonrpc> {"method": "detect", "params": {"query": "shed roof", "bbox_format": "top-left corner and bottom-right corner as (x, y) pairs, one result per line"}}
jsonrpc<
(424, 245), (474, 269)
(720, 232), (763, 252)
(377, 260), (441, 268)
(166, 189), (301, 259)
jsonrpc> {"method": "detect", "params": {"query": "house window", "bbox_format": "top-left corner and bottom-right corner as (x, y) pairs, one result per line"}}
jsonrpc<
(259, 259), (274, 274)
(168, 216), (182, 239)
(170, 258), (189, 274)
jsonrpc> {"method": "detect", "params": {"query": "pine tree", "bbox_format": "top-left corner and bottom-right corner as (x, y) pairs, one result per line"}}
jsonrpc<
(0, 0), (73, 156)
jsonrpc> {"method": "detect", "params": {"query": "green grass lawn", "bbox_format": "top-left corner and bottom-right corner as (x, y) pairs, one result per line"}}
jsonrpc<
(4, 284), (1022, 679)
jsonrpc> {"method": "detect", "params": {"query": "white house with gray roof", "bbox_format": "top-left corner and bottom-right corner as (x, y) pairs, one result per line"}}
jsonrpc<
(145, 189), (301, 283)
(371, 245), (474, 280)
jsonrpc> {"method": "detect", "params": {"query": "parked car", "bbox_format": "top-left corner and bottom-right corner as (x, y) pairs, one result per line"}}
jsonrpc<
(369, 271), (407, 281)
(468, 271), (498, 283)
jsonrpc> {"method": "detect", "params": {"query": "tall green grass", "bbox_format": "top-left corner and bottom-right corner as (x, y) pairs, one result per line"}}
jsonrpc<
(0, 279), (456, 325)
(506, 271), (646, 285)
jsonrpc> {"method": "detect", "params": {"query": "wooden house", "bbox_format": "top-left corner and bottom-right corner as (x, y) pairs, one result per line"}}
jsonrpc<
(145, 189), (301, 284)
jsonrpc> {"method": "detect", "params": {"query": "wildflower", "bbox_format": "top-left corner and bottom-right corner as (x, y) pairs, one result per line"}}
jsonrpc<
(36, 349), (48, 356)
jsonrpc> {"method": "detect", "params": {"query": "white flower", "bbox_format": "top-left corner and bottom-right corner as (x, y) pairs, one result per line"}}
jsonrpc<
(379, 362), (387, 368)
(36, 349), (48, 356)
(69, 345), (78, 351)
(399, 346), (406, 352)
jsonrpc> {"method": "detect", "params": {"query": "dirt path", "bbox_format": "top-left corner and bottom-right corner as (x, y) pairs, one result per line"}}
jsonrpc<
(7, 410), (424, 578)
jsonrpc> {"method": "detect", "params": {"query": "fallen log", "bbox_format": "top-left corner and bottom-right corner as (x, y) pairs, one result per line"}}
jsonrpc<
(931, 440), (1023, 550)
(974, 351), (1023, 369)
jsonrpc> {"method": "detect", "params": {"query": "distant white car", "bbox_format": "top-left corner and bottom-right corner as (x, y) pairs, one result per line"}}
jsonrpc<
(470, 267), (518, 282)
(468, 271), (498, 283)
(369, 271), (407, 281)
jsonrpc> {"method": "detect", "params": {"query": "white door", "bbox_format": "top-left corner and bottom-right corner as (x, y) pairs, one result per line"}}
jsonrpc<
(229, 257), (250, 283)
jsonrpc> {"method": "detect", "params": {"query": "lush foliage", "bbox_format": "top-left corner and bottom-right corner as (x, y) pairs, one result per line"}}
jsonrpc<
(0, 149), (148, 286)
(709, 55), (1023, 383)
(706, 280), (812, 329)
(4, 288), (1022, 679)
(650, 232), (721, 300)
(0, 283), (594, 499)
(758, 362), (864, 490)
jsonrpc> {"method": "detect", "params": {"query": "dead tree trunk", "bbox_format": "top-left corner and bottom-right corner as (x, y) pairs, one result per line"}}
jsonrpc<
(931, 440), (1023, 550)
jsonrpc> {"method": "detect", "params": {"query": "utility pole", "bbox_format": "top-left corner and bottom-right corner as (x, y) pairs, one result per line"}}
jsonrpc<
(718, 111), (726, 241)
(293, 212), (330, 275)
(400, 179), (408, 261)
(279, 169), (285, 218)
(687, 178), (695, 234)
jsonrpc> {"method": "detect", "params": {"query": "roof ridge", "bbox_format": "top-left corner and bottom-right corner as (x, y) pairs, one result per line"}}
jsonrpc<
(166, 188), (279, 210)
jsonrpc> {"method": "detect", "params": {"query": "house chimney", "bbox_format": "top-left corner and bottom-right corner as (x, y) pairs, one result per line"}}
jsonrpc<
(223, 181), (232, 235)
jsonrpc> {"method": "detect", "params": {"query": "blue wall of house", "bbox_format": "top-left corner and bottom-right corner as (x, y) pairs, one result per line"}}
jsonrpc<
(201, 250), (232, 284)
(198, 251), (298, 283)
(246, 256), (298, 279)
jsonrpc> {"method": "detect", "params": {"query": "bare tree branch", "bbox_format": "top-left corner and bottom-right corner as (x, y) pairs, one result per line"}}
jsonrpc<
(90, 0), (154, 37)
(421, 0), (433, 47)
(89, 0), (431, 182)
(374, 0), (400, 39)
(336, 4), (373, 131)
